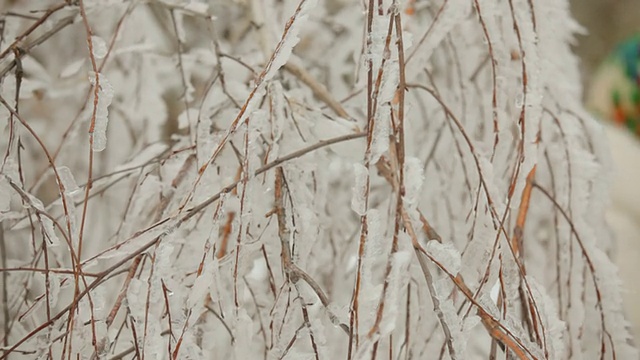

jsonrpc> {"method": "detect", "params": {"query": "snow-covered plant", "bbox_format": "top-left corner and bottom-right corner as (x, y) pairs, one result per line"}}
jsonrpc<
(0, 0), (636, 359)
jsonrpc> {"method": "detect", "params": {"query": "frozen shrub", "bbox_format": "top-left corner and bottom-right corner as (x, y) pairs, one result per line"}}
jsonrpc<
(0, 0), (636, 359)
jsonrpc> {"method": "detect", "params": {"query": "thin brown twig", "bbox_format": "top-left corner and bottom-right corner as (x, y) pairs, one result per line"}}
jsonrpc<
(0, 267), (101, 277)
(0, 14), (76, 79)
(284, 61), (353, 121)
(471, 0), (499, 161)
(105, 255), (142, 329)
(161, 279), (175, 357)
(0, 2), (68, 60)
(65, 0), (103, 356)
(273, 167), (349, 335)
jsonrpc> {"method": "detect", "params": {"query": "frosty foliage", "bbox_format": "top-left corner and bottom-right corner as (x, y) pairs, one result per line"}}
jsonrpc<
(0, 0), (636, 359)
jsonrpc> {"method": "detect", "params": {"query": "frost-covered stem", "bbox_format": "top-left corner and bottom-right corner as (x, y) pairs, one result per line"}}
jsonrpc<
(77, 0), (100, 255)
(470, 0), (500, 160)
(27, 4), (129, 192)
(169, 10), (193, 142)
(392, 8), (406, 170)
(0, 55), (21, 349)
(172, 302), (191, 359)
(68, 0), (101, 356)
(97, 151), (194, 314)
(0, 227), (158, 360)
(274, 167), (292, 269)
(0, 50), (20, 172)
(105, 255), (142, 328)
(300, 298), (321, 360)
(274, 167), (348, 335)
(408, 83), (513, 316)
(141, 244), (159, 360)
(377, 157), (458, 359)
(129, 317), (143, 359)
(0, 13), (76, 80)
(407, 84), (540, 328)
(233, 119), (252, 311)
(179, 0), (315, 211)
(273, 167), (343, 357)
(415, 241), (458, 359)
(505, 1), (548, 351)
(74, 133), (364, 275)
(405, 217), (537, 360)
(513, 165), (547, 351)
(0, 267), (100, 277)
(182, 132), (366, 223)
(405, 0), (446, 63)
(260, 245), (277, 297)
(512, 166), (536, 260)
(403, 283), (411, 360)
(160, 279), (175, 357)
(40, 233), (53, 359)
(366, 3), (407, 345)
(378, 151), (536, 358)
(0, 96), (97, 357)
(349, 3), (395, 356)
(532, 183), (613, 359)
(545, 111), (576, 331)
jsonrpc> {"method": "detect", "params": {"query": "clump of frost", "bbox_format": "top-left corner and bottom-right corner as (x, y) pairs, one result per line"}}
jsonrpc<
(351, 162), (368, 216)
(403, 157), (424, 207)
(88, 72), (114, 152)
(426, 240), (461, 275)
(90, 36), (108, 59)
(263, 0), (318, 82)
(57, 166), (80, 195)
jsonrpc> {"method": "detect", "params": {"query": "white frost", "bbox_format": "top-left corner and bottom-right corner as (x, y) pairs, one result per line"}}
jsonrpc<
(403, 157), (424, 207)
(351, 163), (368, 216)
(263, 0), (318, 82)
(88, 72), (114, 152)
(91, 36), (108, 59)
(57, 166), (80, 195)
(426, 240), (461, 275)
(0, 177), (10, 213)
(59, 58), (86, 78)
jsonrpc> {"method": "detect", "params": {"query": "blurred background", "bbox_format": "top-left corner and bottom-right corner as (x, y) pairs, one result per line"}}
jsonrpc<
(571, 0), (640, 90)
